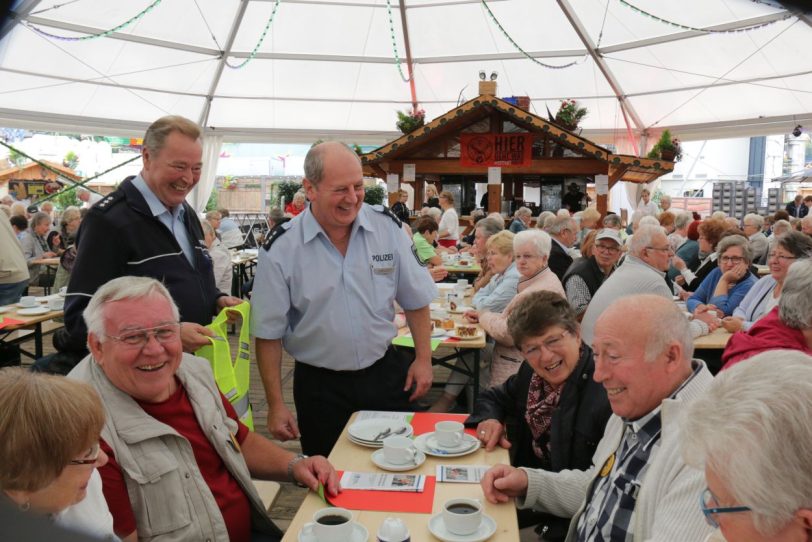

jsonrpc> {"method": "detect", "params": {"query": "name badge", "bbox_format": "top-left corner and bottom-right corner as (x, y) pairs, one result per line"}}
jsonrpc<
(373, 266), (395, 275)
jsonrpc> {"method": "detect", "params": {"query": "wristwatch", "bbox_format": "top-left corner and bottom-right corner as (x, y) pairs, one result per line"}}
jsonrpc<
(287, 453), (308, 486)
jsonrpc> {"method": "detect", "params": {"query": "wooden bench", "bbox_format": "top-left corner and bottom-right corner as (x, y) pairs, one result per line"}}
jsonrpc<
(253, 480), (281, 513)
(3, 320), (64, 343)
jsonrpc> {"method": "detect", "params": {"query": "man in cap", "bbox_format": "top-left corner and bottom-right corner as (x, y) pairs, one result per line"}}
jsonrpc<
(562, 229), (622, 318)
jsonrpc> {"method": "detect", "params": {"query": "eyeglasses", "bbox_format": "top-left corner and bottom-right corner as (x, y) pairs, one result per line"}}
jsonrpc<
(700, 488), (751, 528)
(107, 323), (181, 348)
(646, 245), (673, 253)
(521, 330), (570, 358)
(768, 252), (796, 263)
(594, 244), (620, 253)
(720, 256), (745, 264)
(70, 442), (102, 466)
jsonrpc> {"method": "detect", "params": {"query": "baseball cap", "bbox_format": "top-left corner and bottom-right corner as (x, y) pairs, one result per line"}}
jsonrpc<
(595, 228), (622, 245)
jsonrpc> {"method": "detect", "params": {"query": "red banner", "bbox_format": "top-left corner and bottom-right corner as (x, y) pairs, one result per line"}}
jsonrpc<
(460, 133), (532, 167)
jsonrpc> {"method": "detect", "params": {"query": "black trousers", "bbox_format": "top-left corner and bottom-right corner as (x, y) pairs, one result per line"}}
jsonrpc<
(294, 346), (416, 457)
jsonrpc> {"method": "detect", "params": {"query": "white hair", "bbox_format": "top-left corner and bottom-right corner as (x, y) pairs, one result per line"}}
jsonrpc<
(772, 219), (791, 235)
(743, 213), (764, 229)
(602, 214), (622, 228)
(711, 210), (727, 220)
(638, 215), (660, 228)
(630, 210), (645, 229)
(802, 214), (812, 227)
(84, 276), (179, 340)
(514, 206), (532, 218)
(778, 259), (812, 329)
(660, 194), (672, 204)
(556, 209), (570, 218)
(536, 211), (555, 230)
(514, 229), (552, 259)
(682, 351), (812, 536)
(675, 211), (693, 230)
(426, 207), (442, 221)
(629, 224), (666, 257)
(547, 215), (576, 236)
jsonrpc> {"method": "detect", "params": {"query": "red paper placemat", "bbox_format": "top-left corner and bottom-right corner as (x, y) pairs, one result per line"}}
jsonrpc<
(326, 471), (436, 514)
(0, 317), (25, 330)
(410, 412), (477, 437)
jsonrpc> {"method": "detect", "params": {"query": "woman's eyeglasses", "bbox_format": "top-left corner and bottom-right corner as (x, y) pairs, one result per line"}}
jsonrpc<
(699, 488), (751, 528)
(70, 442), (102, 466)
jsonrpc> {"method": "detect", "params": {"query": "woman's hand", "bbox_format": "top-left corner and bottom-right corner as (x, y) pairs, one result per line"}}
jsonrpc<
(721, 316), (743, 333)
(721, 262), (748, 284)
(672, 255), (686, 271)
(476, 419), (511, 452)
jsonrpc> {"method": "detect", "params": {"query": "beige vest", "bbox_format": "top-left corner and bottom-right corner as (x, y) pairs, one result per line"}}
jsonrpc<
(71, 353), (281, 542)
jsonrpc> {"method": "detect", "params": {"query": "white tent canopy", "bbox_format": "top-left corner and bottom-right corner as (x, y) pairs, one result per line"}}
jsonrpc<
(1, 0), (812, 147)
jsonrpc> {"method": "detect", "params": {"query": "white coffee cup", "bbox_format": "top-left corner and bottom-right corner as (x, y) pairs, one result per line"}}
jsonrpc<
(19, 296), (36, 307)
(434, 421), (464, 449)
(301, 507), (353, 542)
(382, 435), (417, 466)
(59, 286), (67, 296)
(456, 279), (469, 288)
(377, 517), (410, 542)
(47, 297), (64, 311)
(442, 498), (482, 536)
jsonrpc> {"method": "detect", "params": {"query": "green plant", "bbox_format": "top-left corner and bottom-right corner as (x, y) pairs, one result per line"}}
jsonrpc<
(363, 184), (386, 206)
(273, 180), (303, 207)
(552, 99), (588, 128)
(205, 188), (218, 212)
(648, 130), (682, 162)
(63, 151), (78, 169)
(395, 108), (425, 134)
(53, 187), (81, 209)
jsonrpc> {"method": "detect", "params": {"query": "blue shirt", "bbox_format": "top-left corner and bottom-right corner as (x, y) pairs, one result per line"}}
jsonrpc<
(131, 175), (195, 265)
(472, 262), (520, 313)
(251, 204), (437, 370)
(686, 267), (757, 316)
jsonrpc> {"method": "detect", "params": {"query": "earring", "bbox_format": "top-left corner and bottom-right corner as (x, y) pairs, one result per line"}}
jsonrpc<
(19, 500), (30, 512)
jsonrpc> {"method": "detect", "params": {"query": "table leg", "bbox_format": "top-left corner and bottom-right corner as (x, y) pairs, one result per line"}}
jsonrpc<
(33, 323), (43, 358)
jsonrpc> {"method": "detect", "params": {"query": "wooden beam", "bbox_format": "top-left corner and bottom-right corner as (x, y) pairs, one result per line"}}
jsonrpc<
(487, 184), (501, 214)
(379, 158), (609, 176)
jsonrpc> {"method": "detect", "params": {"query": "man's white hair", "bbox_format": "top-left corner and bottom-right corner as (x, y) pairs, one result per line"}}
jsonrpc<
(778, 259), (812, 329)
(84, 276), (179, 340)
(682, 351), (812, 536)
(629, 224), (666, 257)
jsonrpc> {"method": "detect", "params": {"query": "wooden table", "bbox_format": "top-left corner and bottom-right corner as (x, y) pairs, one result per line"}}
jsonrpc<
(693, 328), (732, 350)
(754, 264), (769, 277)
(281, 412), (519, 541)
(443, 263), (482, 275)
(0, 299), (64, 360)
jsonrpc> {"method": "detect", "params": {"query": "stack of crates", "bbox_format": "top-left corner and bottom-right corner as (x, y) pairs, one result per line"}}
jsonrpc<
(711, 181), (763, 219)
(712, 181), (734, 216)
(767, 188), (780, 214)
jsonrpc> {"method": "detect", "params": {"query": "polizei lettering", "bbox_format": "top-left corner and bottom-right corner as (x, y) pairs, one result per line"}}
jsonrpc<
(372, 253), (394, 263)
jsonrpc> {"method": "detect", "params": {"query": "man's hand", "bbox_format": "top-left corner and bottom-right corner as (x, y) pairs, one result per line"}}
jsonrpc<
(292, 455), (340, 497)
(464, 310), (479, 323)
(481, 464), (528, 504)
(405, 360), (433, 402)
(429, 266), (448, 282)
(180, 322), (215, 352)
(268, 403), (300, 441)
(217, 295), (245, 323)
(476, 419), (511, 452)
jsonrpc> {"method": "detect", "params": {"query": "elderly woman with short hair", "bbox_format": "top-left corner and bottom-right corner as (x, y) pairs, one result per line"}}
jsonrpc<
(0, 368), (116, 539)
(19, 211), (57, 287)
(722, 231), (812, 333)
(471, 216), (505, 292)
(673, 218), (728, 291)
(687, 235), (757, 318)
(471, 230), (519, 313)
(509, 207), (532, 234)
(466, 291), (611, 541)
(469, 230), (565, 386)
(722, 258), (812, 367)
(53, 206), (82, 292)
(682, 351), (812, 542)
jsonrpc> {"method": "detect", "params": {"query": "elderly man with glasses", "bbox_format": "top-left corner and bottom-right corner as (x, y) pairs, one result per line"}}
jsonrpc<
(481, 295), (715, 541)
(70, 276), (339, 542)
(580, 225), (717, 345)
(562, 229), (623, 319)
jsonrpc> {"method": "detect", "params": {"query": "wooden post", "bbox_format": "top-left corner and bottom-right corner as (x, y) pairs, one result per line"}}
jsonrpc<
(415, 178), (425, 208)
(487, 184), (501, 216)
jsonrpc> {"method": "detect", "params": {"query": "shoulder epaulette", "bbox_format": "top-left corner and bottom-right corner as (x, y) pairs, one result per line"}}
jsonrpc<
(262, 222), (290, 252)
(372, 204), (402, 228)
(93, 190), (124, 213)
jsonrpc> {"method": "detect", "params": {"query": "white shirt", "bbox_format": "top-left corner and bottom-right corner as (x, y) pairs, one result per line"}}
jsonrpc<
(55, 470), (118, 540)
(637, 199), (659, 217)
(439, 207), (459, 241)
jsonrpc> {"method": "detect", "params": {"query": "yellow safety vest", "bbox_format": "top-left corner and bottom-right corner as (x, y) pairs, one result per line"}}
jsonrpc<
(195, 301), (254, 431)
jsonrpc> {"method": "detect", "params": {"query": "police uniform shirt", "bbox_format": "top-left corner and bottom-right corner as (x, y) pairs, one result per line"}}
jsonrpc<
(251, 204), (437, 371)
(131, 175), (195, 266)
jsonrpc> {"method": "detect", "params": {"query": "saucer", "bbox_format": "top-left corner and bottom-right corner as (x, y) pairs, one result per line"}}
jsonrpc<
(17, 306), (50, 316)
(431, 328), (448, 338)
(348, 434), (384, 448)
(348, 419), (413, 443)
(414, 433), (480, 458)
(371, 448), (426, 471)
(448, 329), (483, 340)
(15, 302), (40, 308)
(298, 521), (368, 542)
(0, 306), (12, 314)
(428, 512), (496, 542)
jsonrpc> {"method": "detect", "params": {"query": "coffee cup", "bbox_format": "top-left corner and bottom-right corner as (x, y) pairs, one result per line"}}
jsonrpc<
(442, 498), (482, 536)
(301, 507), (354, 542)
(434, 421), (464, 448)
(47, 297), (64, 311)
(59, 286), (67, 296)
(19, 296), (36, 308)
(377, 517), (410, 542)
(382, 435), (417, 465)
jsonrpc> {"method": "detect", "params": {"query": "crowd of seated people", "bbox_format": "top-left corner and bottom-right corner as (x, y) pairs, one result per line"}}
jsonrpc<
(6, 119), (812, 542)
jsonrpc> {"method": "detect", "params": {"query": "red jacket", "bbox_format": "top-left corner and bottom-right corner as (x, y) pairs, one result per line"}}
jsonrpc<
(722, 307), (812, 369)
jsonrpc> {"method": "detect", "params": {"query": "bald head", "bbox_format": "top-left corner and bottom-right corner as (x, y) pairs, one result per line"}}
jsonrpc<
(304, 141), (360, 187)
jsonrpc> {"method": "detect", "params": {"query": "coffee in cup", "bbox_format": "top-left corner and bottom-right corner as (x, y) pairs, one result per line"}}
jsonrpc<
(434, 421), (464, 448)
(301, 507), (353, 542)
(442, 498), (482, 535)
(382, 435), (417, 465)
(19, 296), (36, 308)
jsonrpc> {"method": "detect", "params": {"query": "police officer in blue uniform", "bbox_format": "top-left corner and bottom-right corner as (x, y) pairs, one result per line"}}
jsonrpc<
(252, 142), (437, 456)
